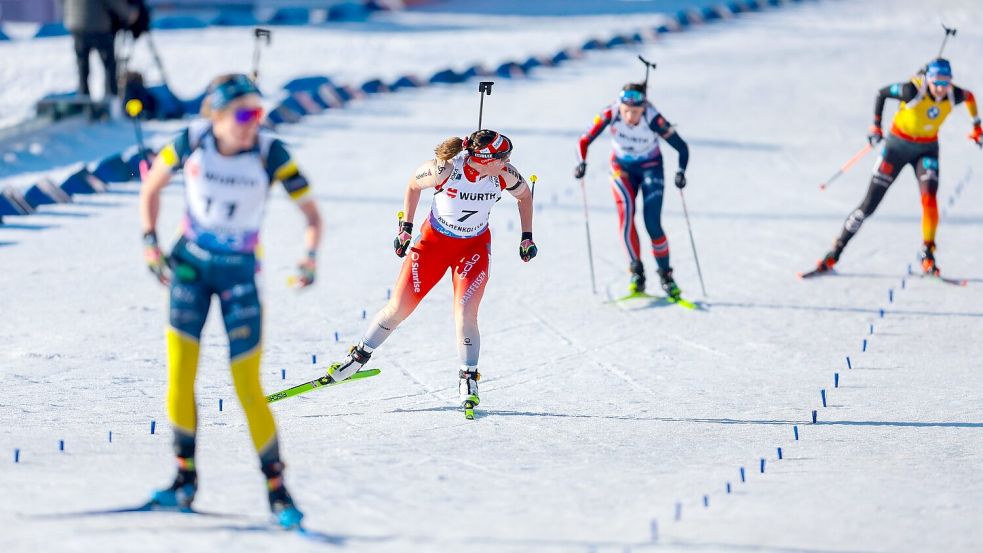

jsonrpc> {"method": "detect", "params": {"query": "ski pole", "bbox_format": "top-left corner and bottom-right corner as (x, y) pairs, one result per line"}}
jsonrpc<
(477, 81), (493, 130)
(818, 143), (873, 191)
(125, 99), (151, 180)
(252, 28), (272, 81)
(144, 30), (170, 88)
(637, 56), (657, 91)
(678, 189), (707, 298)
(530, 174), (537, 199)
(578, 177), (598, 295)
(937, 23), (957, 58)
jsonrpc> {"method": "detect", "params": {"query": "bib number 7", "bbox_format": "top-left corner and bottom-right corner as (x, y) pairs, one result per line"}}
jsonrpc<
(457, 210), (478, 222)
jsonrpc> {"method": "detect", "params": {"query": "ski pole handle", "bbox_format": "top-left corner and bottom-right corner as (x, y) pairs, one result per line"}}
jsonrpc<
(819, 143), (873, 191)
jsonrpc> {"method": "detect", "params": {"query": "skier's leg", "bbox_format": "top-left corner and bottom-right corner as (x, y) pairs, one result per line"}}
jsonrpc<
(639, 163), (670, 272)
(452, 234), (490, 407)
(610, 161), (642, 264)
(916, 153), (941, 272)
(155, 249), (210, 506)
(829, 144), (905, 262)
(330, 222), (451, 380)
(217, 264), (301, 523)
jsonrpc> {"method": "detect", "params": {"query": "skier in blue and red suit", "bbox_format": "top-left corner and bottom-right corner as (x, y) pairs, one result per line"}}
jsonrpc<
(575, 82), (690, 297)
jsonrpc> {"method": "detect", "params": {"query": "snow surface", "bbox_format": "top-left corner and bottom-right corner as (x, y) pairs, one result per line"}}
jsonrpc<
(2, 1), (983, 552)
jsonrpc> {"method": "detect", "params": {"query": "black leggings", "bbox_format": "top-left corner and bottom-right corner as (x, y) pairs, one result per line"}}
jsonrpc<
(835, 135), (939, 253)
(73, 31), (117, 97)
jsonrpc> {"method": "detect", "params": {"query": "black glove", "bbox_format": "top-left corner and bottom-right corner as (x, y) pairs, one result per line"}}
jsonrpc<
(867, 125), (884, 146)
(674, 170), (686, 189)
(394, 221), (413, 257)
(574, 161), (587, 179)
(519, 232), (537, 262)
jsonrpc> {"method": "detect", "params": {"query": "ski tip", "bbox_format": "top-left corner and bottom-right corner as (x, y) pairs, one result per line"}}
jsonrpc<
(819, 183), (827, 191)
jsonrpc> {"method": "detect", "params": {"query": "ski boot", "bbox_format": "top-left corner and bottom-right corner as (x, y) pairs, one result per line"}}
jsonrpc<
(151, 458), (197, 509)
(921, 242), (940, 276)
(628, 260), (646, 294)
(459, 368), (480, 420)
(265, 463), (303, 528)
(326, 342), (372, 383)
(657, 267), (681, 299)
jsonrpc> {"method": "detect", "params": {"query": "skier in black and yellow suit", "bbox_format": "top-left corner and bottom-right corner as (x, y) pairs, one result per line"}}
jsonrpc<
(139, 74), (321, 527)
(815, 58), (981, 275)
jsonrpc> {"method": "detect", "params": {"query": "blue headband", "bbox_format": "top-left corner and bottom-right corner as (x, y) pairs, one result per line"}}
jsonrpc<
(208, 74), (261, 111)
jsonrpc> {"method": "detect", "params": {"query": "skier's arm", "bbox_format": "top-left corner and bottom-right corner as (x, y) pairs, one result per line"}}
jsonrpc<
(266, 140), (321, 254)
(954, 87), (982, 145)
(140, 128), (191, 234)
(873, 82), (918, 128)
(502, 163), (533, 234)
(650, 114), (689, 171)
(577, 108), (613, 163)
(402, 159), (446, 224)
(139, 160), (172, 235)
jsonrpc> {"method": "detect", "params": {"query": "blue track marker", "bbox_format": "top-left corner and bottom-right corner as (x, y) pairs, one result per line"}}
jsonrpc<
(312, 354), (316, 364)
(726, 482), (732, 494)
(109, 431), (113, 443)
(777, 447), (783, 460)
(150, 420), (156, 434)
(793, 425), (799, 440)
(650, 519), (659, 543)
(760, 458), (766, 473)
(334, 331), (339, 342)
(361, 309), (366, 319)
(846, 356), (852, 369)
(821, 389), (827, 407)
(14, 449), (20, 463)
(674, 502), (682, 521)
(889, 289), (894, 302)
(835, 373), (839, 388)
(59, 440), (64, 452)
(862, 339), (867, 352)
(281, 368), (286, 380)
(739, 467), (746, 482)
(812, 410), (818, 424)
(219, 399), (223, 412)
(703, 495), (709, 507)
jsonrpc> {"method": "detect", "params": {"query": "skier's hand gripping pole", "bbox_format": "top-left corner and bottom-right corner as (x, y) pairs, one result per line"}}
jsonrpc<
(818, 143), (873, 191)
(394, 211), (412, 258)
(678, 189), (707, 298)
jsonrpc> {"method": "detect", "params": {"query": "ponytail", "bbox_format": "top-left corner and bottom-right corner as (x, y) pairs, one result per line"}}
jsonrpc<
(434, 136), (465, 161)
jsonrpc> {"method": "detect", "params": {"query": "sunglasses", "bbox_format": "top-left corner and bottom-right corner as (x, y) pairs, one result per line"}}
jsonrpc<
(233, 107), (264, 124)
(619, 89), (646, 106)
(931, 79), (952, 87)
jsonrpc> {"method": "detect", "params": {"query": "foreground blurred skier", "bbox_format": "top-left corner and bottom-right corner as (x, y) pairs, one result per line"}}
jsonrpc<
(325, 130), (536, 419)
(138, 73), (320, 526)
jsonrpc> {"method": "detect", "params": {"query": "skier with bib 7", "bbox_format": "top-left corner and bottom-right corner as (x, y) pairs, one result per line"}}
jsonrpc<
(325, 130), (536, 419)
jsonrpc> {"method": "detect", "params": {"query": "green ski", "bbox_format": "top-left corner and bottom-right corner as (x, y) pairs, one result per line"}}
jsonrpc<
(609, 290), (698, 310)
(266, 369), (381, 404)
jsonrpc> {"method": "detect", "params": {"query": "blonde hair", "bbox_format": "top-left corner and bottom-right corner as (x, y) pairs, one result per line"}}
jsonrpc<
(434, 137), (465, 161)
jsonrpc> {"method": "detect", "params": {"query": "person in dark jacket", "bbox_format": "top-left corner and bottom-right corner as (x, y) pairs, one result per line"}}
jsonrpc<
(62, 0), (137, 98)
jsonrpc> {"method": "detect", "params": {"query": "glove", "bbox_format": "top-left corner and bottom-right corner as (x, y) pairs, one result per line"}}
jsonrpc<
(293, 251), (316, 288)
(394, 221), (413, 257)
(574, 161), (587, 179)
(143, 230), (170, 286)
(519, 232), (538, 262)
(969, 120), (982, 148)
(867, 125), (884, 146)
(674, 170), (686, 189)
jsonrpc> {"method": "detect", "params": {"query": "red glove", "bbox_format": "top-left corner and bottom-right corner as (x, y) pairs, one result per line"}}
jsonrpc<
(969, 120), (982, 147)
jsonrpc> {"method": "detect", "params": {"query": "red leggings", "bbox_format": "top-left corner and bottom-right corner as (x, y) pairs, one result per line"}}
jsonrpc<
(362, 219), (491, 366)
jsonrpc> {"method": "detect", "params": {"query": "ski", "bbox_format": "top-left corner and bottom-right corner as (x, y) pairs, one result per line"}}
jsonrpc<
(798, 267), (834, 279)
(921, 273), (968, 287)
(266, 369), (381, 403)
(28, 501), (243, 519)
(610, 290), (699, 310)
